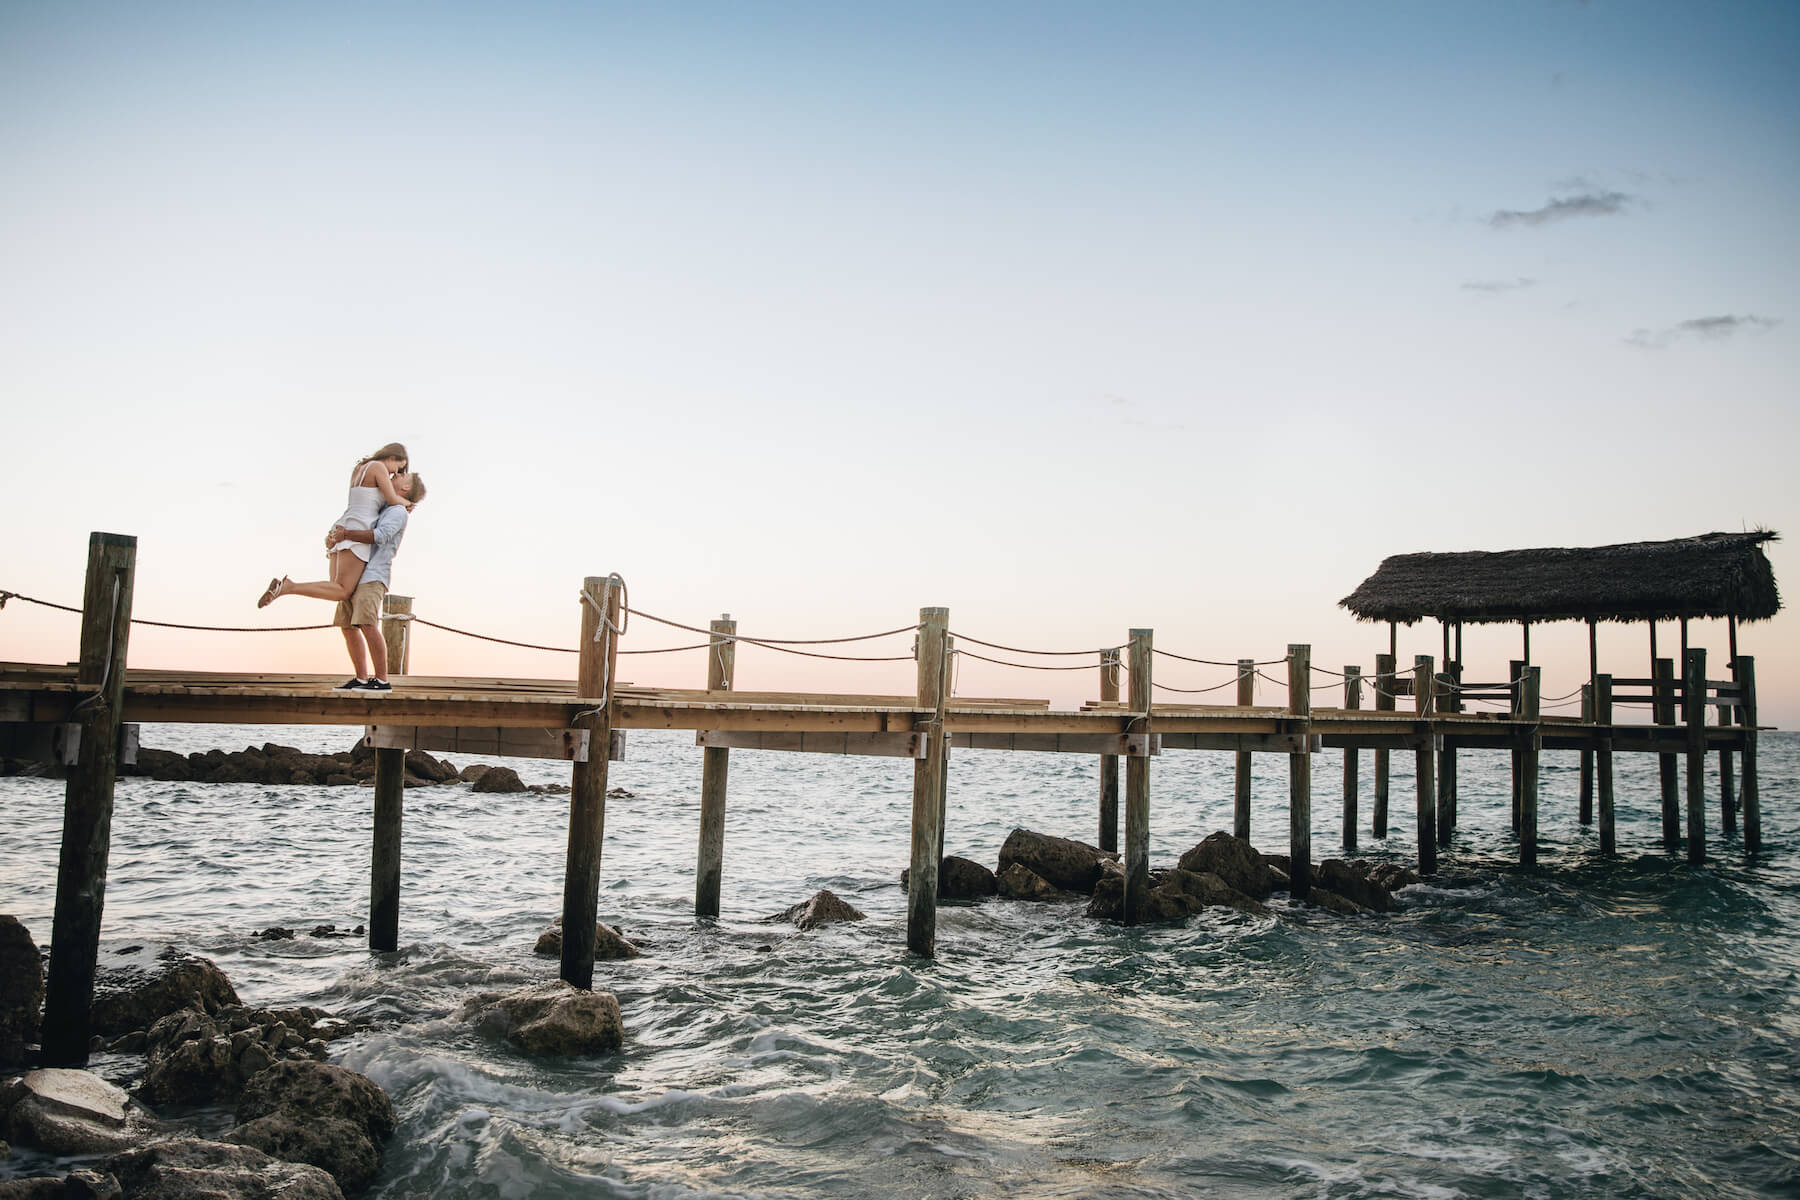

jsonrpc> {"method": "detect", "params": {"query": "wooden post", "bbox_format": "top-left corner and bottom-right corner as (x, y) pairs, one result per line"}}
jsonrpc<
(1414, 655), (1437, 877)
(42, 533), (137, 1066)
(1519, 666), (1541, 868)
(1578, 683), (1595, 826)
(1373, 652), (1395, 839)
(1233, 658), (1253, 841)
(368, 594), (412, 953)
(1434, 667), (1454, 848)
(1655, 657), (1679, 852)
(695, 615), (737, 919)
(1739, 657), (1761, 854)
(1287, 645), (1312, 898)
(1684, 648), (1707, 866)
(1721, 653), (1738, 834)
(1341, 666), (1361, 852)
(1098, 648), (1121, 853)
(1509, 659), (1525, 833)
(1596, 675), (1616, 856)
(906, 608), (950, 956)
(561, 575), (621, 990)
(1123, 629), (1153, 923)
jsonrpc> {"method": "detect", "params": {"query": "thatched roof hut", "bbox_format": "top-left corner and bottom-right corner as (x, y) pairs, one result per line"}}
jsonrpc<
(1340, 532), (1781, 627)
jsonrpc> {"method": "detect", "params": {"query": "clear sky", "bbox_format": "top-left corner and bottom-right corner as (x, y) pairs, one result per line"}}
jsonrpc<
(3, 1), (1797, 724)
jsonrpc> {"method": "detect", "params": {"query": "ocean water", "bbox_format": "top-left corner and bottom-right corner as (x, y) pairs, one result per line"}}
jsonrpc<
(2, 725), (1797, 1199)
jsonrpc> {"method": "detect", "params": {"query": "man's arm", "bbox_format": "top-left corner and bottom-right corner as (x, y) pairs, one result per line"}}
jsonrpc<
(326, 507), (407, 550)
(327, 525), (376, 548)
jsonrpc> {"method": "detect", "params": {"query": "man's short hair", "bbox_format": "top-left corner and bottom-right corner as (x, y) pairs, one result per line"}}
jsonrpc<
(407, 474), (427, 503)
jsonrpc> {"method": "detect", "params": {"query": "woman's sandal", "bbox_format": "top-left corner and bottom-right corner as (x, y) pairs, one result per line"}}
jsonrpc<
(257, 577), (284, 608)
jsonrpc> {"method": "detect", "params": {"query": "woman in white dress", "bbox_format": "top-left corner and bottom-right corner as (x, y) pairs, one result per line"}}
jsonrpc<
(258, 443), (411, 608)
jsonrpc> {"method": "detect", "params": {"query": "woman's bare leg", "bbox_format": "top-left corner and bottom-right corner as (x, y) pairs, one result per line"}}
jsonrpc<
(271, 551), (367, 604)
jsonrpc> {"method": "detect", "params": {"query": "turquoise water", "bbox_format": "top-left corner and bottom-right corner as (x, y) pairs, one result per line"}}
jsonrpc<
(3, 727), (1797, 1198)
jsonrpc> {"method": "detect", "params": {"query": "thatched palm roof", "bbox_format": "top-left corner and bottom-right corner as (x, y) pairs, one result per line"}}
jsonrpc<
(1340, 532), (1781, 626)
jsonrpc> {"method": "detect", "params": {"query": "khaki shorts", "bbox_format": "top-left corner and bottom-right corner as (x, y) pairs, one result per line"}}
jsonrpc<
(334, 581), (388, 628)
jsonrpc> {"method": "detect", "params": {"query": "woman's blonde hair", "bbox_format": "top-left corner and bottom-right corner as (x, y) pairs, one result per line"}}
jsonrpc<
(406, 474), (428, 503)
(356, 442), (409, 468)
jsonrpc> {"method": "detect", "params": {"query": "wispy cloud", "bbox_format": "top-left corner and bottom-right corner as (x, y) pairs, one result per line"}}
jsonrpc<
(1490, 190), (1632, 228)
(1461, 277), (1537, 293)
(1626, 314), (1780, 349)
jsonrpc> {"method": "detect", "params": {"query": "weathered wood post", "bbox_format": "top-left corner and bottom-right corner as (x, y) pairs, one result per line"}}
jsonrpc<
(42, 533), (137, 1066)
(1721, 655), (1739, 834)
(1341, 666), (1361, 852)
(906, 608), (950, 956)
(1098, 648), (1121, 853)
(1519, 666), (1541, 868)
(369, 594), (412, 953)
(561, 575), (622, 990)
(1578, 684), (1595, 826)
(1738, 657), (1760, 854)
(1123, 629), (1154, 923)
(1287, 645), (1312, 898)
(1654, 657), (1679, 852)
(1509, 659), (1525, 832)
(1684, 648), (1707, 866)
(1596, 674), (1616, 856)
(1435, 667), (1454, 848)
(695, 615), (737, 919)
(1233, 658), (1254, 841)
(1373, 652), (1395, 838)
(1413, 654), (1437, 877)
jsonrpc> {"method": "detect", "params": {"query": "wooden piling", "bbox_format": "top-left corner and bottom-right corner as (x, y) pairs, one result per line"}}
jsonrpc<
(1738, 657), (1761, 854)
(1098, 648), (1121, 853)
(368, 594), (412, 953)
(695, 616), (737, 919)
(1721, 654), (1739, 834)
(1434, 668), (1453, 848)
(1233, 658), (1253, 841)
(42, 533), (137, 1066)
(1683, 648), (1707, 866)
(1373, 652), (1394, 839)
(906, 608), (950, 955)
(1413, 655), (1437, 877)
(1341, 666), (1361, 852)
(1288, 645), (1312, 898)
(1509, 659), (1525, 833)
(1123, 629), (1154, 923)
(1654, 657), (1679, 852)
(1578, 683), (1594, 826)
(1596, 675), (1616, 856)
(561, 575), (621, 990)
(1518, 666), (1541, 868)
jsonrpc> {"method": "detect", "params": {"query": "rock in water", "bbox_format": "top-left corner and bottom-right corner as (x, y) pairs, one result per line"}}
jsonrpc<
(997, 829), (1115, 894)
(104, 1138), (345, 1200)
(2, 1068), (155, 1156)
(997, 863), (1063, 901)
(232, 1061), (395, 1195)
(90, 947), (240, 1037)
(0, 915), (42, 1066)
(471, 766), (526, 793)
(1176, 832), (1277, 900)
(458, 981), (624, 1057)
(1317, 859), (1394, 913)
(532, 919), (642, 960)
(940, 856), (999, 899)
(775, 890), (865, 930)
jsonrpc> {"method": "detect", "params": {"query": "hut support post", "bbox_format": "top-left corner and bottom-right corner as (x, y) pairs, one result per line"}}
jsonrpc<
(1288, 645), (1312, 897)
(1233, 658), (1253, 841)
(1413, 655), (1437, 877)
(1596, 675), (1616, 855)
(1509, 660), (1525, 833)
(42, 532), (137, 1067)
(1341, 666), (1361, 852)
(1655, 657), (1679, 852)
(368, 594), (412, 953)
(1124, 629), (1154, 923)
(1578, 683), (1595, 826)
(1373, 652), (1395, 838)
(1738, 657), (1760, 854)
(906, 608), (950, 956)
(1098, 649), (1121, 853)
(1519, 666), (1541, 868)
(1720, 654), (1739, 834)
(1684, 648), (1707, 866)
(560, 575), (621, 990)
(695, 616), (737, 919)
(1435, 668), (1454, 848)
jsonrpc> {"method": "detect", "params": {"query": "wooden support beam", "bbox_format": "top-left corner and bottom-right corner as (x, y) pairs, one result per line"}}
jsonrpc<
(907, 608), (950, 957)
(1098, 649), (1121, 853)
(1721, 653), (1740, 834)
(561, 575), (621, 990)
(696, 616), (736, 920)
(1161, 731), (1315, 752)
(370, 595), (411, 952)
(1123, 630), (1154, 924)
(1434, 669), (1454, 849)
(43, 532), (137, 1067)
(1288, 645), (1312, 898)
(1738, 657), (1760, 854)
(701, 729), (928, 757)
(1684, 648), (1707, 866)
(1510, 659), (1525, 833)
(1518, 666), (1540, 868)
(1654, 657), (1679, 852)
(1579, 683), (1595, 826)
(1596, 675), (1616, 855)
(1414, 655), (1437, 877)
(1341, 666), (1361, 852)
(366, 724), (615, 762)
(1373, 652), (1394, 839)
(1233, 658), (1253, 841)
(953, 732), (1154, 755)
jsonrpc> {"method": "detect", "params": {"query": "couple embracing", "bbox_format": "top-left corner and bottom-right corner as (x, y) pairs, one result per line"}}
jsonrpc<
(258, 442), (426, 693)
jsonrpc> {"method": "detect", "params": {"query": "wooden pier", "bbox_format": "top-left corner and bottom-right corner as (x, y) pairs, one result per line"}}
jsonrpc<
(0, 531), (1775, 1065)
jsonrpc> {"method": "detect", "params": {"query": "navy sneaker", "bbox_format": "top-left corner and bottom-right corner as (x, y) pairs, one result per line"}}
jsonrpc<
(332, 678), (370, 692)
(364, 679), (393, 693)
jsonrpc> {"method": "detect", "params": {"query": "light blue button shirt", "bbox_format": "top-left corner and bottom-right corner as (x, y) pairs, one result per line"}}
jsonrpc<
(362, 505), (409, 588)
